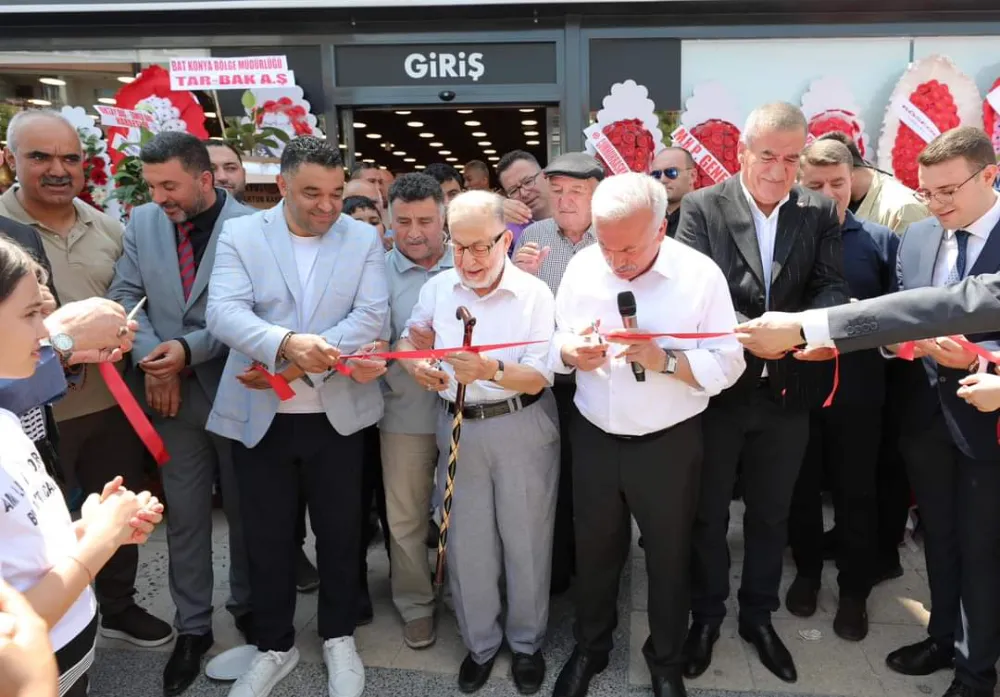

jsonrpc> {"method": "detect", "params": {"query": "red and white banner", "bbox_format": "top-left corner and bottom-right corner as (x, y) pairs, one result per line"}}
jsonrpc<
(894, 98), (941, 144)
(583, 125), (631, 175)
(670, 125), (732, 185)
(94, 105), (156, 129)
(169, 55), (295, 91)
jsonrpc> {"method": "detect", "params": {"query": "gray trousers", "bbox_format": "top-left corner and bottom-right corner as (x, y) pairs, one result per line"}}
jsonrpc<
(154, 376), (251, 635)
(436, 389), (560, 664)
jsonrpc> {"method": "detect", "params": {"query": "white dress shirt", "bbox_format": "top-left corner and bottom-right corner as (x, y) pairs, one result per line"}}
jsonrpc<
(402, 259), (555, 405)
(802, 194), (1000, 349)
(550, 238), (746, 436)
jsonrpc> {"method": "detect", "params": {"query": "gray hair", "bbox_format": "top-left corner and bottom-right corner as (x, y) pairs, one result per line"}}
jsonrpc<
(446, 189), (505, 228)
(6, 109), (80, 153)
(740, 102), (807, 148)
(591, 172), (667, 225)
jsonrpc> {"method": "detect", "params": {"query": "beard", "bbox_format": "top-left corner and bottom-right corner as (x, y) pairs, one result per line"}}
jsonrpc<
(459, 261), (504, 290)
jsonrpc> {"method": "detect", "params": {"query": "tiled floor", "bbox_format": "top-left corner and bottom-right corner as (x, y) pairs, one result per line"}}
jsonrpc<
(90, 502), (951, 697)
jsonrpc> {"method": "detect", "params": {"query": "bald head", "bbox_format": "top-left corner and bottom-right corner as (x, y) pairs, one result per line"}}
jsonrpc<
(4, 109), (85, 210)
(344, 178), (380, 201)
(6, 109), (80, 154)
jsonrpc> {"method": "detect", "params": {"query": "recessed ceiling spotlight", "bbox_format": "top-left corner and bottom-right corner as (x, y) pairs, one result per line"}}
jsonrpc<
(339, 144), (346, 149)
(519, 108), (535, 113)
(365, 133), (382, 139)
(27, 98), (52, 106)
(524, 131), (539, 137)
(487, 156), (499, 162)
(204, 111), (217, 118)
(521, 120), (538, 126)
(353, 121), (367, 128)
(525, 140), (540, 146)
(97, 97), (116, 105)
(483, 149), (496, 154)
(117, 76), (135, 83)
(39, 77), (66, 86)
(419, 132), (434, 138)
(464, 120), (481, 127)
(415, 164), (426, 170)
(471, 131), (487, 138)
(438, 150), (452, 155)
(477, 141), (491, 146)
(457, 109), (473, 114)
(428, 142), (443, 148)
(363, 158), (375, 163)
(446, 157), (458, 162)
(406, 121), (424, 128)
(404, 157), (416, 163)
(395, 110), (411, 115)
(392, 151), (406, 156)
(355, 152), (363, 157)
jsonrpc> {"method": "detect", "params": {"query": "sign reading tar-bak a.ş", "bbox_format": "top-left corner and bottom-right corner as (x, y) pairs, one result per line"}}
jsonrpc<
(169, 55), (295, 91)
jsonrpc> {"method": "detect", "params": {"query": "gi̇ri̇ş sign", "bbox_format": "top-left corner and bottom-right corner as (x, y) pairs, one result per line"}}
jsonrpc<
(169, 55), (296, 90)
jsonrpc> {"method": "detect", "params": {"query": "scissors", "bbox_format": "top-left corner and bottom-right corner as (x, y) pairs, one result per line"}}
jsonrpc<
(321, 337), (345, 384)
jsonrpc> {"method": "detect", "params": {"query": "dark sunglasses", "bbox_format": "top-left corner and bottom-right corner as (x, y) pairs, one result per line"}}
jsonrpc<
(651, 168), (682, 180)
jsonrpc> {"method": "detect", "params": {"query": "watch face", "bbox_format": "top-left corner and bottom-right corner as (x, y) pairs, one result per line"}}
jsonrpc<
(52, 333), (74, 353)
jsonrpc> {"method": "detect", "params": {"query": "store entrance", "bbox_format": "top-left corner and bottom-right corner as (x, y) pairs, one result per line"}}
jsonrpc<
(341, 103), (559, 183)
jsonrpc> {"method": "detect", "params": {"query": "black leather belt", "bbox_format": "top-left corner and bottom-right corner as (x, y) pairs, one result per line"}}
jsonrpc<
(444, 391), (541, 420)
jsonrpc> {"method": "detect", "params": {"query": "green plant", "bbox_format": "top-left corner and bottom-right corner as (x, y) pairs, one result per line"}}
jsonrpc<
(108, 127), (155, 209)
(222, 91), (290, 157)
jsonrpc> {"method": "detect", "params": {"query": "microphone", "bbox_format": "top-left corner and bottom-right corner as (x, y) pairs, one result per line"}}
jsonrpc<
(617, 291), (645, 382)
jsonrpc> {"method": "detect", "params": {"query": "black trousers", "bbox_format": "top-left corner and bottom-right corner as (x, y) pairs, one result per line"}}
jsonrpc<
(550, 378), (577, 591)
(58, 407), (146, 616)
(789, 404), (882, 598)
(875, 363), (913, 571)
(901, 416), (1000, 692)
(572, 410), (702, 678)
(233, 413), (363, 651)
(691, 385), (809, 626)
(56, 615), (97, 697)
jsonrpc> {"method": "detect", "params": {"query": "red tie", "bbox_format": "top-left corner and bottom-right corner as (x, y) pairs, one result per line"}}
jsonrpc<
(176, 222), (196, 301)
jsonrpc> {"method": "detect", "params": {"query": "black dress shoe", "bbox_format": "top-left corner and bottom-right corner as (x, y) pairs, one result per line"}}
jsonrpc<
(871, 562), (904, 586)
(163, 633), (214, 696)
(833, 596), (868, 641)
(458, 653), (496, 693)
(682, 622), (719, 679)
(942, 677), (993, 697)
(885, 637), (954, 676)
(785, 576), (819, 618)
(738, 621), (797, 683)
(511, 651), (545, 695)
(652, 674), (687, 697)
(553, 648), (609, 697)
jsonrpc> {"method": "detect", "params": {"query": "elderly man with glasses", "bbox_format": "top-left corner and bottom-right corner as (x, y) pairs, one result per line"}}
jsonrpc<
(649, 147), (698, 238)
(396, 190), (559, 695)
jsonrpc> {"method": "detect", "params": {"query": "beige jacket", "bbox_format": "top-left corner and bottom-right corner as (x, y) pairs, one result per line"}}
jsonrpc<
(855, 170), (929, 235)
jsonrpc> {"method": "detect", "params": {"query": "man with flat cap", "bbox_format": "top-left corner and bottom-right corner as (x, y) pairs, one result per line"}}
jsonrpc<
(512, 151), (603, 594)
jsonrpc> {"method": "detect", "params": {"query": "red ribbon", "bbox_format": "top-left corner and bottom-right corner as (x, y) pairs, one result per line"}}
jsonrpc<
(250, 364), (297, 401)
(98, 363), (170, 466)
(897, 336), (999, 365)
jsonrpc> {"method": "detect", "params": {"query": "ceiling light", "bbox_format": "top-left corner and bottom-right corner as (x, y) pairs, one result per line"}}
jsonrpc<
(471, 131), (487, 138)
(415, 164), (426, 170)
(406, 121), (424, 128)
(88, 114), (99, 120)
(457, 109), (473, 114)
(524, 131), (539, 137)
(419, 133), (434, 138)
(464, 120), (481, 127)
(483, 149), (496, 154)
(456, 164), (465, 169)
(209, 136), (224, 141)
(487, 156), (499, 162)
(365, 133), (382, 139)
(439, 150), (452, 155)
(339, 143), (346, 149)
(204, 111), (217, 118)
(395, 110), (411, 115)
(525, 140), (540, 145)
(27, 98), (52, 106)
(446, 157), (458, 162)
(404, 157), (415, 163)
(477, 140), (491, 146)
(521, 119), (538, 126)
(519, 108), (535, 113)
(355, 152), (362, 157)
(39, 77), (66, 86)
(97, 97), (116, 105)
(353, 121), (367, 128)
(117, 76), (135, 83)
(392, 150), (406, 156)
(363, 158), (375, 163)
(429, 142), (443, 147)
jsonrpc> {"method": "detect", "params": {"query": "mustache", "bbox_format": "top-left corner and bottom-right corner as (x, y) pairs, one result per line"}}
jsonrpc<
(41, 176), (73, 186)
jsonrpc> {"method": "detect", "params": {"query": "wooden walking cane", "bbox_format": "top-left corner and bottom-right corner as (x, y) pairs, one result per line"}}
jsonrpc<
(434, 306), (477, 599)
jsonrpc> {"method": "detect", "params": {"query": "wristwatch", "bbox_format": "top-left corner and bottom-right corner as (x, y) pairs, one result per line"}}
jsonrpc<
(661, 350), (678, 375)
(51, 333), (74, 365)
(491, 359), (505, 382)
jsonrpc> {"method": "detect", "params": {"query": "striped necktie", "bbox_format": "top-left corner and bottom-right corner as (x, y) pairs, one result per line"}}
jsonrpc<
(176, 222), (196, 301)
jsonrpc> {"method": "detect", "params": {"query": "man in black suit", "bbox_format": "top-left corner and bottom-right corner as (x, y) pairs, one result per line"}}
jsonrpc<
(674, 102), (849, 683)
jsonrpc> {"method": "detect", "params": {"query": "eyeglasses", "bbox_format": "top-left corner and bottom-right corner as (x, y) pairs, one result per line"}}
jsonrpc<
(915, 166), (987, 205)
(650, 167), (692, 180)
(504, 171), (542, 199)
(451, 231), (505, 258)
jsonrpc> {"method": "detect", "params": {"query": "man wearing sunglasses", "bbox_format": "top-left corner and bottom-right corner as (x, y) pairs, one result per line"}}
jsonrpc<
(650, 147), (698, 238)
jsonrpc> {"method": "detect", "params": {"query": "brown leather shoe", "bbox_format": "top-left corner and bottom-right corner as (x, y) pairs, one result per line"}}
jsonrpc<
(403, 616), (436, 649)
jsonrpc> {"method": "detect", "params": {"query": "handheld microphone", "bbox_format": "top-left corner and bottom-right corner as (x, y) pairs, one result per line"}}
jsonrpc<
(617, 291), (645, 382)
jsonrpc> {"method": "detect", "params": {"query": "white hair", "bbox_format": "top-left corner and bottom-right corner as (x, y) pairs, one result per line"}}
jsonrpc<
(446, 189), (505, 228)
(740, 102), (807, 147)
(591, 172), (667, 225)
(5, 109), (80, 154)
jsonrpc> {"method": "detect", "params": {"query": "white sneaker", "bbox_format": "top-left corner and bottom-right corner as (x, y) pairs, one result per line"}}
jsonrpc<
(323, 636), (365, 697)
(227, 647), (300, 697)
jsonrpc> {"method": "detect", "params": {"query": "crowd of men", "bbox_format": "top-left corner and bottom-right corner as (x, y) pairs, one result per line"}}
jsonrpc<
(1, 97), (999, 697)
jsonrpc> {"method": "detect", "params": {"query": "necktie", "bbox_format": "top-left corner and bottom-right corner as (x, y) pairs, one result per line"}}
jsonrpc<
(176, 222), (196, 301)
(944, 230), (970, 285)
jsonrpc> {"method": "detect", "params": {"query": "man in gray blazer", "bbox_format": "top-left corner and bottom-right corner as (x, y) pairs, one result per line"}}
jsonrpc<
(107, 132), (254, 697)
(205, 136), (388, 697)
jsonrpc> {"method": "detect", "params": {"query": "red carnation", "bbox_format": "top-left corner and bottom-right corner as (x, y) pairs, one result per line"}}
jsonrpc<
(689, 119), (741, 188)
(892, 80), (961, 189)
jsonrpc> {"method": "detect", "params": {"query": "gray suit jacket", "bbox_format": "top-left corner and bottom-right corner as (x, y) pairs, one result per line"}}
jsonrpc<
(107, 191), (256, 406)
(205, 203), (389, 448)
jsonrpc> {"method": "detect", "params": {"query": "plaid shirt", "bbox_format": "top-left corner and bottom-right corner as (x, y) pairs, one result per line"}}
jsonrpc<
(513, 217), (596, 296)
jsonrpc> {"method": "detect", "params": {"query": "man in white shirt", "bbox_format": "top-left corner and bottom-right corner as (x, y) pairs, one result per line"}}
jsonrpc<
(396, 190), (558, 695)
(550, 173), (744, 697)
